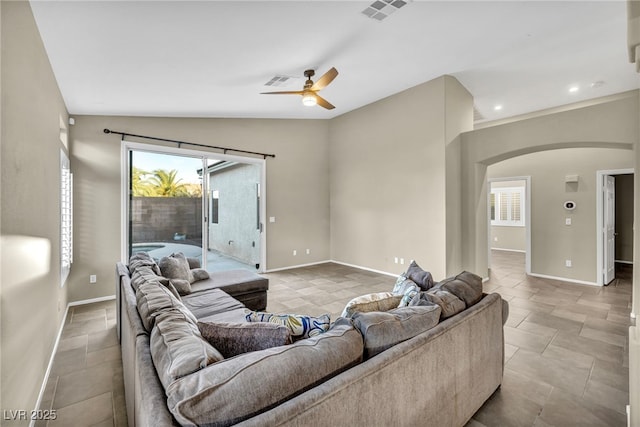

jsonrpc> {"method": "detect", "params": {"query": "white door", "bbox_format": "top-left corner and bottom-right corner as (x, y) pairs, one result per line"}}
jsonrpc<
(603, 175), (616, 284)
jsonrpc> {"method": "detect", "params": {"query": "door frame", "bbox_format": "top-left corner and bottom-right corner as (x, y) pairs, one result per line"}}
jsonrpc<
(596, 168), (634, 286)
(120, 141), (267, 272)
(487, 176), (531, 275)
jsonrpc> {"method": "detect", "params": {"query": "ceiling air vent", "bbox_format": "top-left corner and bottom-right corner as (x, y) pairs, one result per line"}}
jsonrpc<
(361, 0), (409, 21)
(264, 75), (298, 87)
(473, 105), (485, 122)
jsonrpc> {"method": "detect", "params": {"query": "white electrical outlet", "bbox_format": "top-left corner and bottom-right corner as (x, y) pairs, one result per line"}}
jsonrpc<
(293, 250), (297, 256)
(565, 260), (572, 268)
(306, 249), (310, 255)
(394, 257), (398, 264)
(269, 217), (276, 223)
(90, 274), (97, 283)
(494, 237), (498, 241)
(565, 218), (572, 225)
(400, 258), (405, 265)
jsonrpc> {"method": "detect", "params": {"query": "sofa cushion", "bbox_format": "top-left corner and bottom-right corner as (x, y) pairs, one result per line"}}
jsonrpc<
(189, 269), (268, 296)
(352, 304), (442, 358)
(405, 260), (435, 291)
(128, 251), (161, 276)
(410, 289), (466, 319)
(245, 311), (330, 340)
(130, 265), (162, 292)
(340, 292), (403, 318)
(150, 308), (223, 390)
(198, 321), (292, 358)
(166, 318), (363, 427)
(433, 271), (483, 307)
(159, 252), (195, 286)
(181, 288), (246, 319)
(136, 281), (196, 332)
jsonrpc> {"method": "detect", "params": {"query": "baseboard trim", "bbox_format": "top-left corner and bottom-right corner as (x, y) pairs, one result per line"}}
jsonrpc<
(68, 294), (115, 307)
(491, 248), (526, 253)
(330, 260), (399, 278)
(30, 304), (70, 427)
(265, 260), (331, 273)
(528, 272), (599, 287)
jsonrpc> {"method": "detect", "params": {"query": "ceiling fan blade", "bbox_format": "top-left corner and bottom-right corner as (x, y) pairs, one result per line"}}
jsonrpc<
(315, 94), (335, 110)
(310, 67), (338, 91)
(260, 90), (304, 95)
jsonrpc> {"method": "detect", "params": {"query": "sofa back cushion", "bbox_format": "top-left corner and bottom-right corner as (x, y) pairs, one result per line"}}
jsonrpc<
(433, 271), (483, 307)
(352, 304), (442, 359)
(136, 281), (196, 332)
(150, 308), (223, 390)
(166, 318), (363, 427)
(128, 251), (161, 276)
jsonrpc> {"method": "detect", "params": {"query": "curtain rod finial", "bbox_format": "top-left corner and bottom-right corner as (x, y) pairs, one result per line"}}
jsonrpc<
(103, 128), (111, 134)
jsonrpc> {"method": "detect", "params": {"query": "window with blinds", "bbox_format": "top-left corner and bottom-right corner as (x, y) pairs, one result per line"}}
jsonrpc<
(61, 150), (73, 286)
(490, 187), (524, 226)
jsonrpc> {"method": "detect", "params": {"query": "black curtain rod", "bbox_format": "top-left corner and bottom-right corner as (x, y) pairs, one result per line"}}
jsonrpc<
(103, 128), (276, 159)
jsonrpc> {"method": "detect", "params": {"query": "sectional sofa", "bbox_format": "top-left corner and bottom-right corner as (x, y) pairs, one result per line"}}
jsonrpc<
(116, 253), (508, 427)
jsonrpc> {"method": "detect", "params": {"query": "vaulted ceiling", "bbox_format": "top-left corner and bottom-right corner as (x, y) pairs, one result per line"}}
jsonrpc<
(30, 1), (640, 123)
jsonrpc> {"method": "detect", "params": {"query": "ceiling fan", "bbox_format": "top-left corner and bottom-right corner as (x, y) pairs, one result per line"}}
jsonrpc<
(261, 67), (338, 110)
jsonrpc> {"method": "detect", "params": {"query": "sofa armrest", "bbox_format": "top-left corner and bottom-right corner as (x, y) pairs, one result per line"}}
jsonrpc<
(501, 298), (509, 326)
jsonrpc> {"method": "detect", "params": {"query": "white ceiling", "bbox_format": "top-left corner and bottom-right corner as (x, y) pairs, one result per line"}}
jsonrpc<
(30, 1), (640, 122)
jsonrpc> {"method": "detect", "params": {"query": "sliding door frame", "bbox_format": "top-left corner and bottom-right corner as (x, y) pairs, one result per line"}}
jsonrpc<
(120, 141), (267, 272)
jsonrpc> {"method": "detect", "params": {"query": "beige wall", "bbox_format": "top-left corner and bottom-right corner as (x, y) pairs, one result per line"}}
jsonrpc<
(329, 76), (472, 280)
(1, 1), (69, 420)
(68, 116), (330, 302)
(461, 92), (639, 280)
(489, 148), (633, 283)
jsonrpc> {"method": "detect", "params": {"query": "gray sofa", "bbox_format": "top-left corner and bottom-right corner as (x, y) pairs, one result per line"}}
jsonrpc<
(117, 256), (508, 427)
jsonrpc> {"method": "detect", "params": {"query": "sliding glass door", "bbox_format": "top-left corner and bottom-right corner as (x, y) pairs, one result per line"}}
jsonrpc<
(128, 149), (206, 263)
(123, 142), (265, 272)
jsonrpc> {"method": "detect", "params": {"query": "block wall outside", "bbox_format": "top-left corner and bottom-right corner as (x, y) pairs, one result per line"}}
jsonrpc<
(131, 197), (202, 245)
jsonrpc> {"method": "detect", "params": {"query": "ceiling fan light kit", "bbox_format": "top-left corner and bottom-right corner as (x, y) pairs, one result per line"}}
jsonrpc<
(261, 67), (338, 110)
(302, 92), (317, 107)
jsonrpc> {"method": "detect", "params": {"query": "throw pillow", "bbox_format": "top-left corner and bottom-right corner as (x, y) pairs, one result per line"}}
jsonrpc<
(393, 277), (420, 308)
(169, 278), (192, 296)
(340, 292), (403, 318)
(245, 311), (330, 340)
(191, 268), (210, 282)
(198, 321), (292, 358)
(187, 257), (201, 269)
(405, 261), (435, 291)
(157, 277), (182, 301)
(159, 252), (195, 284)
(433, 271), (483, 307)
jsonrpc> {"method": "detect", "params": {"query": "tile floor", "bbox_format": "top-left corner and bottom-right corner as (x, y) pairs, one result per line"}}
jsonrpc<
(38, 251), (632, 426)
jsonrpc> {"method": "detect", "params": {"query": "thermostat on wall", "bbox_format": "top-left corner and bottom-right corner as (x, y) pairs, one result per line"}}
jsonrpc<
(564, 201), (576, 210)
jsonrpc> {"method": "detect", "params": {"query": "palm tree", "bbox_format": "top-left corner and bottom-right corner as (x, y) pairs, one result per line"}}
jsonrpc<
(148, 169), (189, 197)
(131, 167), (154, 196)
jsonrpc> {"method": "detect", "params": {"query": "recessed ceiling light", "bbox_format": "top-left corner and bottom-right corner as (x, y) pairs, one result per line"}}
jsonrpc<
(494, 105), (503, 111)
(569, 86), (579, 93)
